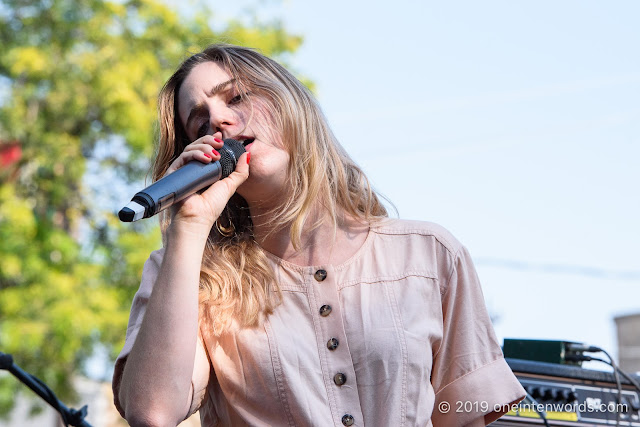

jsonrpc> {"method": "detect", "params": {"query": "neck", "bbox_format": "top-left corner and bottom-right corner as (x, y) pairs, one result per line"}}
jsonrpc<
(249, 204), (369, 267)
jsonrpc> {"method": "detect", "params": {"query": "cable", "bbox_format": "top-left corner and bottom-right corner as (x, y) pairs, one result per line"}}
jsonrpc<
(617, 369), (640, 395)
(599, 348), (623, 427)
(570, 354), (640, 401)
(566, 344), (630, 427)
(523, 393), (551, 427)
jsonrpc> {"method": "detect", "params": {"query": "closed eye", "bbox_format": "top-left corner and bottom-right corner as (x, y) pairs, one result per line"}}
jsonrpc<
(196, 121), (209, 139)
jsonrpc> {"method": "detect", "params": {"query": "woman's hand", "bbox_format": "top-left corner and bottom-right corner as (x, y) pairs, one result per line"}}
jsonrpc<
(165, 135), (250, 232)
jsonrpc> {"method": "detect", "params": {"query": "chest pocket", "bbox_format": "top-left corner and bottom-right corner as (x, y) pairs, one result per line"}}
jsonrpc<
(339, 274), (442, 425)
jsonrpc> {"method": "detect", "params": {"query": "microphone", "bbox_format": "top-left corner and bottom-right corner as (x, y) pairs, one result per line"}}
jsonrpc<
(118, 138), (247, 222)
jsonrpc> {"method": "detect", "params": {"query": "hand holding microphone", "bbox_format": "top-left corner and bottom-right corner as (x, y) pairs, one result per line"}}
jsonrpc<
(118, 136), (250, 224)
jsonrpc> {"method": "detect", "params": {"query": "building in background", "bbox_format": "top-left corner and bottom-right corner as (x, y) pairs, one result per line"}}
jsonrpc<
(615, 312), (640, 374)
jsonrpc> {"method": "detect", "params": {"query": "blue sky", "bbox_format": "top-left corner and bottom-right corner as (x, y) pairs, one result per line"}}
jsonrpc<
(206, 0), (640, 364)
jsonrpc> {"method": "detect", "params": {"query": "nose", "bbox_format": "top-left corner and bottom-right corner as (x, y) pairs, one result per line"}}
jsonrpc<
(209, 101), (237, 135)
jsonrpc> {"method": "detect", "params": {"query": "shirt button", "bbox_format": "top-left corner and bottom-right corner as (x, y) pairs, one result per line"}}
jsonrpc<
(314, 269), (327, 282)
(342, 414), (355, 426)
(319, 304), (332, 316)
(326, 338), (339, 350)
(334, 372), (347, 386)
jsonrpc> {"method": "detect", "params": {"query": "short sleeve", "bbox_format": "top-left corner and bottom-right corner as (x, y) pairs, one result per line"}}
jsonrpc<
(111, 248), (212, 420)
(431, 246), (525, 427)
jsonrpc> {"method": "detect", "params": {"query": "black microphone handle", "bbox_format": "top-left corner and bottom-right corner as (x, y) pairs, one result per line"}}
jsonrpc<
(134, 160), (224, 217)
(119, 138), (245, 222)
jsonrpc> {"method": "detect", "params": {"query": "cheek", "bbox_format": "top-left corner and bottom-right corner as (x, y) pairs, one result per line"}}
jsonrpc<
(274, 150), (290, 172)
(259, 150), (289, 172)
(234, 108), (248, 127)
(248, 102), (285, 146)
(249, 149), (289, 182)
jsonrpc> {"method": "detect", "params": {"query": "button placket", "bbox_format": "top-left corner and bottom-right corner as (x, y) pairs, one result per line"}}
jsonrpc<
(309, 265), (363, 426)
(317, 270), (347, 386)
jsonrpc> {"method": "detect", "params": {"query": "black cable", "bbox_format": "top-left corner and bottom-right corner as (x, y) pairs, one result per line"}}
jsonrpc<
(617, 369), (640, 395)
(567, 353), (640, 396)
(567, 345), (625, 427)
(600, 348), (623, 427)
(523, 393), (551, 427)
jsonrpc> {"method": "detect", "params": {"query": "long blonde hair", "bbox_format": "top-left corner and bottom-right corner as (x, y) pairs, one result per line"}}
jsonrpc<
(154, 44), (388, 334)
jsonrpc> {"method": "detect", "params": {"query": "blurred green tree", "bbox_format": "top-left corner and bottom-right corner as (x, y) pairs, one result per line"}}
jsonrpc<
(0, 0), (303, 416)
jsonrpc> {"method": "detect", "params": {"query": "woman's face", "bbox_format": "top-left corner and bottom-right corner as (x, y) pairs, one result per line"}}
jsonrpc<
(177, 61), (290, 206)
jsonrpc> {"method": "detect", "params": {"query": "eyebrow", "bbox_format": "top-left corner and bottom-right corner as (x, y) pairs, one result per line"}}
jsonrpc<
(184, 79), (237, 134)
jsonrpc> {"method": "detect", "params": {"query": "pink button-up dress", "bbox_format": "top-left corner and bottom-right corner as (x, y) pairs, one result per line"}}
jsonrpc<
(113, 219), (525, 426)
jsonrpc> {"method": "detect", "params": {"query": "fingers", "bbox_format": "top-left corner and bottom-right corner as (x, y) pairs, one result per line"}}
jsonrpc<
(184, 135), (224, 152)
(163, 138), (249, 227)
(165, 136), (224, 176)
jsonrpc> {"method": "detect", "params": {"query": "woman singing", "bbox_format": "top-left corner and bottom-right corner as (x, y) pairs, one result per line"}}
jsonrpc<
(113, 44), (525, 426)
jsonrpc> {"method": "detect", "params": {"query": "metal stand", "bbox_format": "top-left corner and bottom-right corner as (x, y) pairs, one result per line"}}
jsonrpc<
(0, 352), (92, 427)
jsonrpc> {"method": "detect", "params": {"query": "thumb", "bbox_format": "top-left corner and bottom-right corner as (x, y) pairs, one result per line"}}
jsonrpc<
(199, 151), (250, 209)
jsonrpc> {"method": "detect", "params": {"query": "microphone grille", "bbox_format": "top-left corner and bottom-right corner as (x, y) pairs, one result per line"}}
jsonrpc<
(219, 139), (246, 178)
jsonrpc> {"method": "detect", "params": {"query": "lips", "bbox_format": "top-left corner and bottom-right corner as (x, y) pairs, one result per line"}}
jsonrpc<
(231, 135), (254, 146)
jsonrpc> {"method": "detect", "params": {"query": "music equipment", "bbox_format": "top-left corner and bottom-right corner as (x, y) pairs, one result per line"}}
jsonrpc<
(491, 358), (640, 426)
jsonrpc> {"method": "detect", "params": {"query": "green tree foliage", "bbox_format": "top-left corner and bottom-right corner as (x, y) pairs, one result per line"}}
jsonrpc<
(0, 0), (303, 415)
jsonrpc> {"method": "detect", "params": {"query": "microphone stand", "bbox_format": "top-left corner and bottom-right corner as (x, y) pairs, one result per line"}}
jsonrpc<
(0, 352), (92, 427)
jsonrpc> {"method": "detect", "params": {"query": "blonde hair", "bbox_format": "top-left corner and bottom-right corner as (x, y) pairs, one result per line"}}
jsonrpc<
(154, 44), (388, 334)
